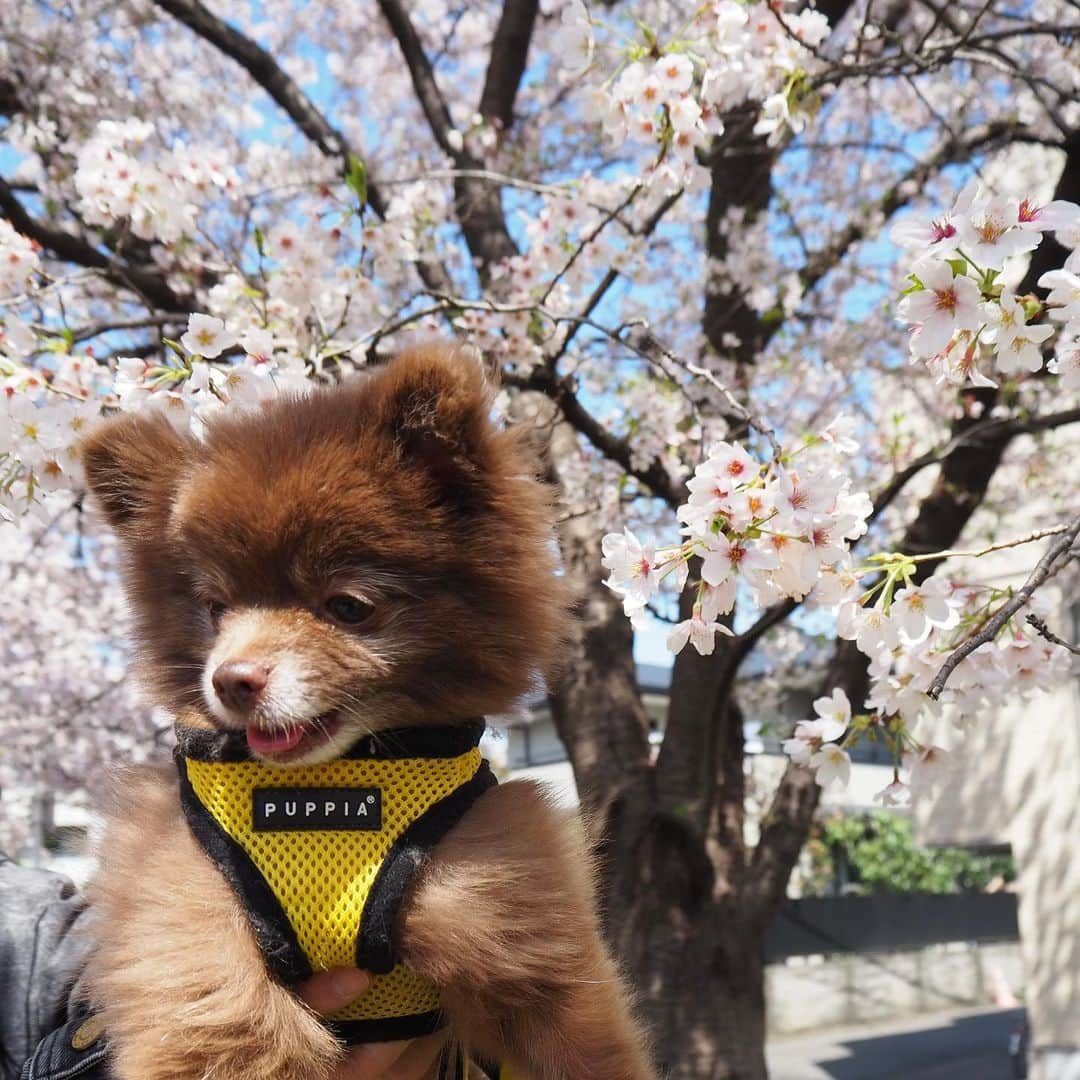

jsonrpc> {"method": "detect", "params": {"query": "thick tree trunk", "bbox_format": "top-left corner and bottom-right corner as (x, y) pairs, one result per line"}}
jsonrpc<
(609, 824), (768, 1080)
(548, 442), (768, 1079)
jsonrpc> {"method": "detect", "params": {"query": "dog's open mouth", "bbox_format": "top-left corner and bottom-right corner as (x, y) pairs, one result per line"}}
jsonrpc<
(246, 711), (342, 760)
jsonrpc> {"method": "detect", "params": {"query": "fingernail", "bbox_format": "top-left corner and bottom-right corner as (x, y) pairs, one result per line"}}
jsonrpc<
(329, 968), (371, 1000)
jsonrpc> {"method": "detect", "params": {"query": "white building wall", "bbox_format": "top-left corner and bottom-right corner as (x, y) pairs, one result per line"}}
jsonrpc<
(914, 678), (1080, 1080)
(912, 528), (1080, 1080)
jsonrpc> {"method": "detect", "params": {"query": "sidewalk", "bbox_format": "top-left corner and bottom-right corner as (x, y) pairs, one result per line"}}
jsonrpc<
(766, 1005), (1025, 1079)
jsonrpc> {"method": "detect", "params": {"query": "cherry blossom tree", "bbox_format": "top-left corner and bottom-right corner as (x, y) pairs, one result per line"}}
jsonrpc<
(2, 1), (1079, 1075)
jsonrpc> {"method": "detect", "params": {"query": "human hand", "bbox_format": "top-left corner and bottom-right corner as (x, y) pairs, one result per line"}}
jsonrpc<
(295, 969), (450, 1079)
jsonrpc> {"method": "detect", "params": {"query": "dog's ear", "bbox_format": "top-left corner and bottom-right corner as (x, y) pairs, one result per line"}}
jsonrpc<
(81, 411), (195, 534)
(374, 345), (497, 503)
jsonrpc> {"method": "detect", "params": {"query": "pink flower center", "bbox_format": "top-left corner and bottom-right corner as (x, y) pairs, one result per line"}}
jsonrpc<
(933, 287), (958, 313)
(976, 218), (1005, 243)
(956, 344), (977, 375)
(930, 219), (956, 243)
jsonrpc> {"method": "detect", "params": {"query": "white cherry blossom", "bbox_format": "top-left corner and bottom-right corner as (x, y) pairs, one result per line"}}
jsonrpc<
(907, 746), (952, 793)
(982, 289), (1054, 375)
(956, 196), (1040, 269)
(892, 578), (959, 643)
(553, 2), (594, 73)
(653, 54), (694, 97)
(1037, 269), (1080, 323)
(811, 688), (851, 737)
(873, 778), (911, 807)
(601, 528), (659, 625)
(180, 314), (237, 359)
(811, 744), (852, 788)
(899, 258), (983, 358)
(1048, 332), (1080, 389)
(667, 612), (734, 656)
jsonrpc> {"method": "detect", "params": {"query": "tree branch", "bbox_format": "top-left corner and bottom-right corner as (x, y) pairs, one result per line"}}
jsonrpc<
(1027, 613), (1080, 656)
(153, 0), (347, 161)
(511, 367), (687, 508)
(374, 0), (465, 162)
(479, 0), (539, 131)
(926, 514), (1080, 698)
(0, 178), (190, 312)
(376, 0), (518, 281)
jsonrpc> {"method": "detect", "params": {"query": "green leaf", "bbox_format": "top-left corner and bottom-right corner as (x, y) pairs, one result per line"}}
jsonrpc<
(900, 273), (924, 297)
(344, 154), (368, 209)
(637, 21), (658, 50)
(162, 337), (187, 360)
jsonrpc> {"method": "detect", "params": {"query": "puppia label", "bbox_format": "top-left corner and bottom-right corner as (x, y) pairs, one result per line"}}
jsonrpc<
(253, 787), (382, 831)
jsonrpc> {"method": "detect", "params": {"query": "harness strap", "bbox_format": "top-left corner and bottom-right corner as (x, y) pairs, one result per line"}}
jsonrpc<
(356, 761), (496, 973)
(179, 757), (312, 984)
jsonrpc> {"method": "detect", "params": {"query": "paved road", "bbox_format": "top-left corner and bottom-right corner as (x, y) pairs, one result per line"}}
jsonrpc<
(766, 1006), (1026, 1080)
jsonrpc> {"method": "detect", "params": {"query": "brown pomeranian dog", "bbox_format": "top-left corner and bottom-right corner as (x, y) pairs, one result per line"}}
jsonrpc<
(78, 344), (654, 1080)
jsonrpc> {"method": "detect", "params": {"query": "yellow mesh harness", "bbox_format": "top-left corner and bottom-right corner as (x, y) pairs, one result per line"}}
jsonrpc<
(175, 721), (495, 1046)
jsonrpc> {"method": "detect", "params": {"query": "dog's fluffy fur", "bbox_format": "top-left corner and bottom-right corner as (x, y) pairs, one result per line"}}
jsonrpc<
(80, 345), (654, 1080)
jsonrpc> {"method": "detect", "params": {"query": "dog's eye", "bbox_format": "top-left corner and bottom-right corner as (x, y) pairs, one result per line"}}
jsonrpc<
(325, 595), (375, 626)
(206, 600), (227, 627)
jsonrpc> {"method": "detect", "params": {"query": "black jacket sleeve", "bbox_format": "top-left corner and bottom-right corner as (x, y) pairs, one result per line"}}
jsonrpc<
(0, 854), (108, 1080)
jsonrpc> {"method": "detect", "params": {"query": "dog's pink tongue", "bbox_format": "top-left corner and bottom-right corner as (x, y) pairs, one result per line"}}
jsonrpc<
(246, 724), (305, 755)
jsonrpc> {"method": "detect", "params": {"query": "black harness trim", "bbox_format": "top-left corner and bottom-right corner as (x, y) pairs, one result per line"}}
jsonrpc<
(177, 757), (312, 985)
(323, 1010), (445, 1045)
(356, 760), (498, 974)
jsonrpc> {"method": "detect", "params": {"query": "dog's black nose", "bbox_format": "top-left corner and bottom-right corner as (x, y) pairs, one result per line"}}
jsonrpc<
(212, 660), (271, 713)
